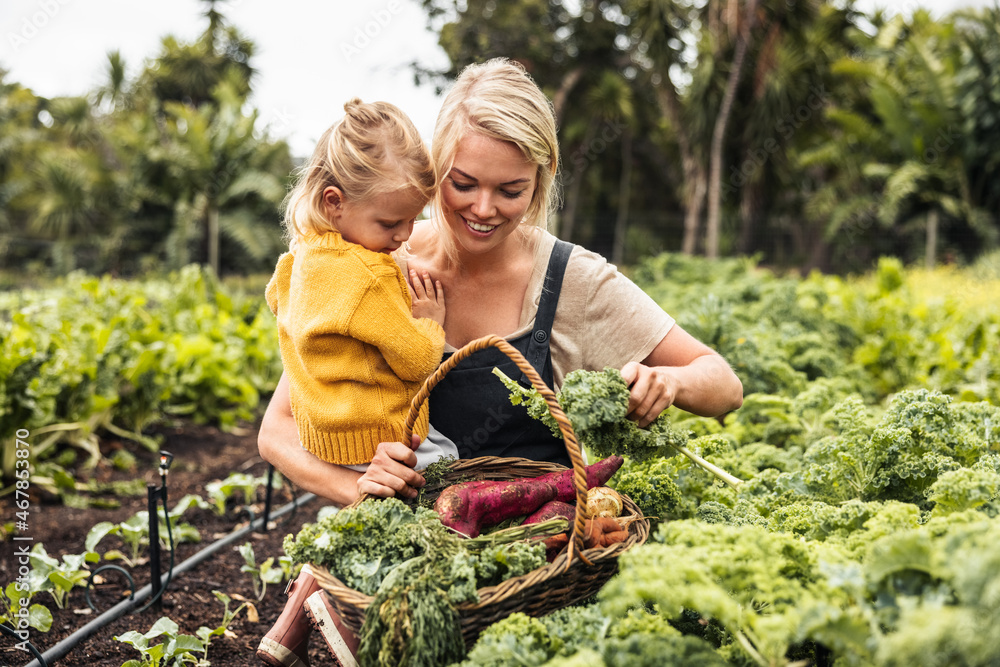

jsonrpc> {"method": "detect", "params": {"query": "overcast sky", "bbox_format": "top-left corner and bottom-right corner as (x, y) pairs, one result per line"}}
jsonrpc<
(0, 0), (451, 156)
(0, 0), (991, 158)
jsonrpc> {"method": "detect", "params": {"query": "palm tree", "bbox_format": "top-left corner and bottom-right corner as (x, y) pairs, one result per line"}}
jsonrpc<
(953, 6), (1000, 246)
(626, 0), (714, 256)
(705, 0), (763, 259)
(161, 81), (286, 274)
(728, 0), (856, 268)
(93, 50), (128, 112)
(800, 11), (991, 268)
(0, 72), (43, 248)
(559, 70), (634, 246)
(13, 93), (141, 273)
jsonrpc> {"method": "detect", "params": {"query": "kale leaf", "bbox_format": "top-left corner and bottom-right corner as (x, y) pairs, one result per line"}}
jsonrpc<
(493, 367), (742, 488)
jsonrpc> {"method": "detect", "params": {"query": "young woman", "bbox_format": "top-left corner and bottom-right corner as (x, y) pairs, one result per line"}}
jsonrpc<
(257, 58), (743, 667)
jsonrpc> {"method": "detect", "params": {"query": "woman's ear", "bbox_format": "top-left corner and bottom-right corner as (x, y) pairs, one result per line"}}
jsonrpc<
(322, 186), (345, 218)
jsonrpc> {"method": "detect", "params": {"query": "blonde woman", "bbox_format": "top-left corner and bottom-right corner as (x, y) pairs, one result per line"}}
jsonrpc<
(257, 59), (744, 666)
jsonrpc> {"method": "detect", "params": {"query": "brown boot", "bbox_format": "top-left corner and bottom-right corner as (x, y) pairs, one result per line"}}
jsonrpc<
(256, 571), (319, 667)
(304, 590), (360, 667)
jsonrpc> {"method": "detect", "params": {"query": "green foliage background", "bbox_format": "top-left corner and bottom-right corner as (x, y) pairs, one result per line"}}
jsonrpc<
(454, 251), (1000, 666)
(0, 266), (281, 479)
(2, 1), (1000, 276)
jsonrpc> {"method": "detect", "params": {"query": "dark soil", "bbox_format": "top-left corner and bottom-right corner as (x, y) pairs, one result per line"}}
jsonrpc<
(0, 417), (338, 667)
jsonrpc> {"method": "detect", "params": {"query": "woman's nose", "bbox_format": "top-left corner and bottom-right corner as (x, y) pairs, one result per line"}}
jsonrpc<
(470, 190), (496, 219)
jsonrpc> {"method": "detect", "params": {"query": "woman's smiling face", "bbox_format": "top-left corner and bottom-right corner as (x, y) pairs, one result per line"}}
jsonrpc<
(441, 132), (538, 254)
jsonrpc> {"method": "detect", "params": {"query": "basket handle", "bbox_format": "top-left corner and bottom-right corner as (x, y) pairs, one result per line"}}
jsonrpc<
(404, 334), (591, 568)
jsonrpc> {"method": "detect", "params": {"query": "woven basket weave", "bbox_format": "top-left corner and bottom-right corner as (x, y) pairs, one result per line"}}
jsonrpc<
(311, 335), (650, 645)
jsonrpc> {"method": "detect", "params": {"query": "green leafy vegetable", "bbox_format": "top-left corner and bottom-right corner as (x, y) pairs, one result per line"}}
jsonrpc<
(779, 390), (999, 507)
(492, 367), (743, 489)
(116, 616), (206, 667)
(284, 498), (437, 595)
(285, 498), (561, 666)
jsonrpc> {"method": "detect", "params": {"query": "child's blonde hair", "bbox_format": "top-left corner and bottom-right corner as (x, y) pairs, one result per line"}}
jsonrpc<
(282, 98), (436, 247)
(430, 58), (560, 253)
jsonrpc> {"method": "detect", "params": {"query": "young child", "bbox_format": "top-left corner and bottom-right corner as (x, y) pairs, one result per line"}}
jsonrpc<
(258, 99), (456, 667)
(265, 97), (456, 471)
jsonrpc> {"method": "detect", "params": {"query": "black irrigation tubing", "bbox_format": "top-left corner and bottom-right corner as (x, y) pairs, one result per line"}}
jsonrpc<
(84, 565), (136, 613)
(1, 622), (48, 666)
(23, 491), (316, 667)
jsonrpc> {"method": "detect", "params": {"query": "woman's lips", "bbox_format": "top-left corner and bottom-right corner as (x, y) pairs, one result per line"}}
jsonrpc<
(463, 216), (500, 236)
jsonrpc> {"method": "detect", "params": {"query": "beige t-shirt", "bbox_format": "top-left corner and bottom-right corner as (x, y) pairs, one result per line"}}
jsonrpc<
(398, 230), (674, 389)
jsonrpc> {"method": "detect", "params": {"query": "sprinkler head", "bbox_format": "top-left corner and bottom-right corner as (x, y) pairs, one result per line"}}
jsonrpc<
(159, 450), (175, 477)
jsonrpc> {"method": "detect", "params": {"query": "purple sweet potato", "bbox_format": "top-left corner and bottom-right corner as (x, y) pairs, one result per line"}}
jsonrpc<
(533, 455), (625, 503)
(434, 479), (557, 537)
(523, 500), (575, 525)
(433, 456), (625, 537)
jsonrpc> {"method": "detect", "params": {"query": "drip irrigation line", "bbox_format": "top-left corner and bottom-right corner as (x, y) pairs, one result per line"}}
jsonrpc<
(1, 622), (48, 666)
(23, 492), (316, 667)
(84, 565), (136, 613)
(137, 483), (175, 615)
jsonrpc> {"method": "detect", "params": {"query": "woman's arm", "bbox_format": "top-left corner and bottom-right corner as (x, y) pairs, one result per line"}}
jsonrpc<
(257, 373), (426, 504)
(621, 324), (743, 426)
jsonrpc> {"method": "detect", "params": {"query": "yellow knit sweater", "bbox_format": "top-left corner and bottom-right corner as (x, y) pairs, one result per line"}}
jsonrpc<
(265, 231), (445, 465)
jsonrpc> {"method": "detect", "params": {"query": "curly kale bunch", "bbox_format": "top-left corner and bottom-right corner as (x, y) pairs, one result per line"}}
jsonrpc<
(456, 605), (727, 667)
(359, 534), (549, 667)
(286, 498), (555, 667)
(283, 498), (442, 595)
(613, 458), (683, 523)
(781, 389), (1000, 508)
(455, 605), (609, 666)
(493, 367), (691, 462)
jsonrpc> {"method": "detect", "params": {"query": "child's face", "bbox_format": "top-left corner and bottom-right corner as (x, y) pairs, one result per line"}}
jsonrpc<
(325, 186), (426, 254)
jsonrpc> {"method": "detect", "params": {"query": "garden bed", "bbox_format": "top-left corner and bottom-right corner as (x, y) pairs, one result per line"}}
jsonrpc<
(0, 418), (333, 667)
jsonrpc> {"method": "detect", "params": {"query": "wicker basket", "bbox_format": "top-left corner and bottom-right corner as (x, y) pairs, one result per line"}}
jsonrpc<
(311, 335), (650, 646)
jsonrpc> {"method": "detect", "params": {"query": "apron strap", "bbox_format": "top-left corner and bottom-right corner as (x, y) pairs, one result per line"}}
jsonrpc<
(522, 239), (573, 381)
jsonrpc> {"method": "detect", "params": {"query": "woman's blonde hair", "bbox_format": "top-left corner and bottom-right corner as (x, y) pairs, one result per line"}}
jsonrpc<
(282, 98), (436, 247)
(430, 58), (560, 255)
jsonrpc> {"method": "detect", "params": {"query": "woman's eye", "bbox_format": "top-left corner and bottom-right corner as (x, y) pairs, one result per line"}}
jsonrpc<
(450, 180), (474, 192)
(501, 190), (526, 200)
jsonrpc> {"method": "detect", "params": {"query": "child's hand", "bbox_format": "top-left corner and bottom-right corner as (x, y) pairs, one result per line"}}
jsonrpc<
(410, 270), (445, 327)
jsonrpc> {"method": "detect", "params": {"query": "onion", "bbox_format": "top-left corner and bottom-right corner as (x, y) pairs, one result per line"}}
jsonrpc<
(586, 486), (623, 518)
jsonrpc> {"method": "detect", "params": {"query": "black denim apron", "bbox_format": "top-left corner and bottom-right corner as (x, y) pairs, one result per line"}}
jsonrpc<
(429, 240), (574, 467)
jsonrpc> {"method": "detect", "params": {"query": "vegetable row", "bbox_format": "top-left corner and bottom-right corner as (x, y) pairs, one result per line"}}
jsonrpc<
(0, 266), (281, 480)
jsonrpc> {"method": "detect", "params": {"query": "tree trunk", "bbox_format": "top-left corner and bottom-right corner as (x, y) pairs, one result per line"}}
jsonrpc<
(559, 120), (598, 243)
(925, 209), (938, 269)
(726, 0), (740, 38)
(706, 0), (762, 259)
(682, 161), (708, 255)
(207, 205), (220, 276)
(552, 66), (585, 127)
(804, 229), (829, 274)
(612, 128), (633, 266)
(653, 84), (706, 256)
(738, 175), (764, 255)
